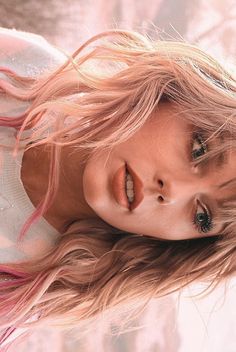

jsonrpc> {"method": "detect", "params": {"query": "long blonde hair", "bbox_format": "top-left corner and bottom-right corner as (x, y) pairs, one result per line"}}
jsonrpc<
(0, 29), (236, 341)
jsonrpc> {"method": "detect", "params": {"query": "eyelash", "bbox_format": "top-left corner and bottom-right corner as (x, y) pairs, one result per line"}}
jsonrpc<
(191, 132), (208, 160)
(191, 133), (213, 234)
(193, 203), (213, 234)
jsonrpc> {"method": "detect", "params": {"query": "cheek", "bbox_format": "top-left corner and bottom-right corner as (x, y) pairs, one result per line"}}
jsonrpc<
(146, 207), (192, 240)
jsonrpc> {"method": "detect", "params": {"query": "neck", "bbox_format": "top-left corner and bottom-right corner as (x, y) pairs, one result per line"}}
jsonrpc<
(21, 143), (97, 233)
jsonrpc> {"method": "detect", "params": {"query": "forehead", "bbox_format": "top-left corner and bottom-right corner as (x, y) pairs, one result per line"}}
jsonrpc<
(151, 103), (203, 139)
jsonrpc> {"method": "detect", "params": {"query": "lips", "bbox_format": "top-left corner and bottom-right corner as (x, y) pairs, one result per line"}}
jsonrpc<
(112, 163), (144, 211)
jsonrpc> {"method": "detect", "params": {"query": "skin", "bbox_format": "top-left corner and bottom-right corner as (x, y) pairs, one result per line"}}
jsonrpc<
(21, 103), (236, 240)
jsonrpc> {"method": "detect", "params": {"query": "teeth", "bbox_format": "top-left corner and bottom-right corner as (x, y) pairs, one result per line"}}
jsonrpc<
(126, 180), (133, 189)
(125, 171), (134, 203)
(127, 189), (134, 198)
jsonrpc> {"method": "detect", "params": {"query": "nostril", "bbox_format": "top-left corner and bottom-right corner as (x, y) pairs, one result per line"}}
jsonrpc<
(158, 179), (164, 188)
(157, 195), (164, 203)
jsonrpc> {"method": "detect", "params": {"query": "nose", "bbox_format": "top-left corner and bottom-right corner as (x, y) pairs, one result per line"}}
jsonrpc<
(156, 179), (166, 203)
(155, 173), (208, 205)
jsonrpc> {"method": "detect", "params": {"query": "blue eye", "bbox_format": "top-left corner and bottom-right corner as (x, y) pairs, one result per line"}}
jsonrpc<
(192, 133), (208, 160)
(193, 202), (213, 234)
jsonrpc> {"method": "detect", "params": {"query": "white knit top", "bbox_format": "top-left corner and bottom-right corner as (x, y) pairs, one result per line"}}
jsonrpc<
(0, 28), (68, 348)
(0, 126), (60, 264)
(0, 28), (67, 264)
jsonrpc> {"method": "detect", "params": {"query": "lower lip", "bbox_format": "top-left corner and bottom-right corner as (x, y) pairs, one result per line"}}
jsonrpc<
(112, 164), (130, 210)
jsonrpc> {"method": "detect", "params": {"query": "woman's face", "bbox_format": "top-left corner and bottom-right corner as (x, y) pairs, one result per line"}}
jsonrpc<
(82, 103), (236, 240)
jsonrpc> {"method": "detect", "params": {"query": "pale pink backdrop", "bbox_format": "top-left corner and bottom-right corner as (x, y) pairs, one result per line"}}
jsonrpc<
(1, 0), (236, 351)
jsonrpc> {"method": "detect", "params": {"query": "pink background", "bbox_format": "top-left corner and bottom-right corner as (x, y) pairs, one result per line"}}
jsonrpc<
(1, 0), (236, 351)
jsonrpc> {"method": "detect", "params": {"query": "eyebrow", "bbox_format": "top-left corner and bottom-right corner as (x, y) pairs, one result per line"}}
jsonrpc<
(217, 177), (236, 190)
(211, 132), (234, 190)
(204, 159), (235, 235)
(211, 178), (236, 236)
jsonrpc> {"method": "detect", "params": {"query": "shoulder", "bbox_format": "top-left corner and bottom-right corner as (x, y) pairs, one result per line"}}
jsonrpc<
(0, 27), (67, 76)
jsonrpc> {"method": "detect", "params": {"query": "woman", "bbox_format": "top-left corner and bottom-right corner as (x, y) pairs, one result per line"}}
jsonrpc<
(0, 27), (235, 348)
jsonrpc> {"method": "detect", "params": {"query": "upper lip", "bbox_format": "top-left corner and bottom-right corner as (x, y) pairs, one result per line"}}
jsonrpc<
(126, 163), (144, 210)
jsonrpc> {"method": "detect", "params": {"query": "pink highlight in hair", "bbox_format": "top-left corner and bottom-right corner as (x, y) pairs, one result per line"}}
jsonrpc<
(0, 266), (28, 278)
